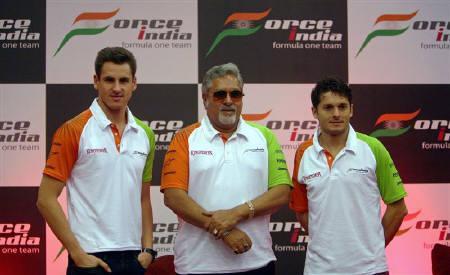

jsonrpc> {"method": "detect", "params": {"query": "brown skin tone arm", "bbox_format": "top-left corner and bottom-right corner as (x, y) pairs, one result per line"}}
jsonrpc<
(295, 212), (309, 235)
(163, 188), (212, 230)
(382, 198), (408, 246)
(138, 182), (154, 268)
(163, 188), (254, 254)
(36, 175), (111, 272)
(204, 184), (292, 238)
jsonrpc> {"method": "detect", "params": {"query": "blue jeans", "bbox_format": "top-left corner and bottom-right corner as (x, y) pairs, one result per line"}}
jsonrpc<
(67, 250), (146, 275)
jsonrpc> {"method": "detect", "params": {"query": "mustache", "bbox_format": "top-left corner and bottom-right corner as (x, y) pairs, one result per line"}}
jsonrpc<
(220, 106), (237, 111)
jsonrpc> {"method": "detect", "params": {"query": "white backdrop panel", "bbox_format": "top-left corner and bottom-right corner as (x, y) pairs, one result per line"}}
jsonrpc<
(348, 1), (450, 84)
(46, 0), (198, 84)
(0, 84), (46, 186)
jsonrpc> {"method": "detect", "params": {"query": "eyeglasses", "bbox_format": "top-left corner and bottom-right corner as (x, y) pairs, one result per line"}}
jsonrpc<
(212, 90), (244, 102)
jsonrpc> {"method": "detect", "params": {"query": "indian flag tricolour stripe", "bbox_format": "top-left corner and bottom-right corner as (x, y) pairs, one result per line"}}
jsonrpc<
(356, 10), (418, 57)
(206, 8), (271, 56)
(54, 9), (120, 56)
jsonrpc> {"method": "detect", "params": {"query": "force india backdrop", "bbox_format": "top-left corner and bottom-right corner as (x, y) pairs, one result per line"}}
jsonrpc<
(1, 0), (449, 275)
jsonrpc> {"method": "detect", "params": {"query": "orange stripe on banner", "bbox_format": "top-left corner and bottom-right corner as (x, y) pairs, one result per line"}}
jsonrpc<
(224, 8), (271, 25)
(242, 110), (272, 121)
(395, 226), (412, 236)
(374, 10), (418, 25)
(73, 8), (120, 24)
(403, 210), (421, 221)
(374, 109), (421, 126)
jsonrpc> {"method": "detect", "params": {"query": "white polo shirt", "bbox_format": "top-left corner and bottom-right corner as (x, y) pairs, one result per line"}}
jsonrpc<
(44, 99), (155, 253)
(161, 116), (292, 274)
(290, 126), (407, 275)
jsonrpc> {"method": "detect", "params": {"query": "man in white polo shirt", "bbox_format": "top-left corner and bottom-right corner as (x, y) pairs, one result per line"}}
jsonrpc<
(290, 77), (408, 275)
(37, 47), (157, 275)
(161, 63), (292, 275)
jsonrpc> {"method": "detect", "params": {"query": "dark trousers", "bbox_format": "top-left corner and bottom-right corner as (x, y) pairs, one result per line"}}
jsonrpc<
(177, 261), (275, 275)
(67, 250), (146, 275)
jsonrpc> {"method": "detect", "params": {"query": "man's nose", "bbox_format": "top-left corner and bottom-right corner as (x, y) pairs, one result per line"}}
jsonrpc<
(112, 80), (121, 91)
(332, 107), (340, 116)
(223, 92), (233, 104)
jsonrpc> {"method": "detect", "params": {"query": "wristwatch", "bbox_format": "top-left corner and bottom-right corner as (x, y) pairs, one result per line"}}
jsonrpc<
(141, 248), (158, 263)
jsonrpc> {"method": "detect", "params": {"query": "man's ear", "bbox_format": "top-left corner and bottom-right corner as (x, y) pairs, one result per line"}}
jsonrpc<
(312, 106), (318, 119)
(132, 76), (137, 92)
(202, 93), (208, 109)
(93, 74), (99, 90)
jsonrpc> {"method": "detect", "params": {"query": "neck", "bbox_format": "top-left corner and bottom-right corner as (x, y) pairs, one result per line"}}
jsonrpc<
(215, 125), (237, 138)
(318, 127), (349, 156)
(97, 99), (128, 127)
(208, 116), (238, 138)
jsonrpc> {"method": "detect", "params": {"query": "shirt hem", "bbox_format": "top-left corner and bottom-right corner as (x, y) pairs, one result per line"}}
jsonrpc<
(175, 258), (276, 274)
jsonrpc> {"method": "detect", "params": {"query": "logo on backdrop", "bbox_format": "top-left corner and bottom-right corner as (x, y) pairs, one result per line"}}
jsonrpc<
(54, 9), (120, 56)
(0, 121), (40, 152)
(270, 221), (308, 253)
(153, 223), (177, 254)
(356, 10), (418, 57)
(370, 109), (421, 138)
(0, 187), (46, 274)
(0, 223), (41, 254)
(244, 110), (317, 151)
(206, 9), (271, 56)
(396, 210), (422, 236)
(370, 108), (450, 150)
(54, 8), (193, 56)
(0, 18), (41, 49)
(356, 10), (450, 57)
(144, 120), (184, 151)
(395, 209), (450, 248)
(206, 8), (343, 56)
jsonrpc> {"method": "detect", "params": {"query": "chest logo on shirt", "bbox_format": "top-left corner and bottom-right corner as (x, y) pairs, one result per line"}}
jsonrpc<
(302, 171), (322, 182)
(86, 148), (108, 155)
(244, 148), (265, 153)
(133, 150), (148, 157)
(190, 150), (213, 156)
(347, 168), (369, 175)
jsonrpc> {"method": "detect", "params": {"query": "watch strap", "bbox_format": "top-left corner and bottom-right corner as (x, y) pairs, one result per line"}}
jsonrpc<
(141, 248), (157, 262)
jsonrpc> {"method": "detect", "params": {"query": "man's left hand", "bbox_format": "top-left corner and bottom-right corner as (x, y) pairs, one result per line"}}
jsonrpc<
(137, 251), (153, 269)
(203, 209), (242, 239)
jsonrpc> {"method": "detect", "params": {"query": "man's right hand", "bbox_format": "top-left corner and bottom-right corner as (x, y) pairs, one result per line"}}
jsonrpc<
(222, 228), (252, 254)
(72, 252), (112, 272)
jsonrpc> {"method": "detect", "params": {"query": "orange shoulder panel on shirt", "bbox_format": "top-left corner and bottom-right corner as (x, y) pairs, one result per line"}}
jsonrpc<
(160, 123), (200, 192)
(43, 110), (92, 183)
(289, 138), (313, 213)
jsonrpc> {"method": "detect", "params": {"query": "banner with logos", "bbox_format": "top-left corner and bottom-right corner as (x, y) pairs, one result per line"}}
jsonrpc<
(0, 0), (449, 275)
(0, 187), (46, 275)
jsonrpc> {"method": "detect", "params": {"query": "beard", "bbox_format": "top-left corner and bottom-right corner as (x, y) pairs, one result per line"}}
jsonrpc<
(218, 111), (237, 125)
(204, 100), (239, 128)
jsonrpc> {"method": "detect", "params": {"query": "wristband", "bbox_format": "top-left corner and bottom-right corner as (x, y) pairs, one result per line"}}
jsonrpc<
(141, 248), (157, 263)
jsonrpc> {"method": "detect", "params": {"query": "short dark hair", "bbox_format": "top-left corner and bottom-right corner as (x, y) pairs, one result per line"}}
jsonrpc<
(95, 47), (137, 77)
(311, 77), (352, 108)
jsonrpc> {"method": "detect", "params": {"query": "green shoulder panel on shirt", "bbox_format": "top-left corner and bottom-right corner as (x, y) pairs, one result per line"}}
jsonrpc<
(135, 118), (156, 183)
(356, 132), (407, 204)
(247, 121), (292, 188)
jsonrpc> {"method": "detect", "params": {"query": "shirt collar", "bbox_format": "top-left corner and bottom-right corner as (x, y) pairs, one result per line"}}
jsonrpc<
(201, 115), (251, 142)
(312, 124), (357, 156)
(89, 98), (138, 131)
